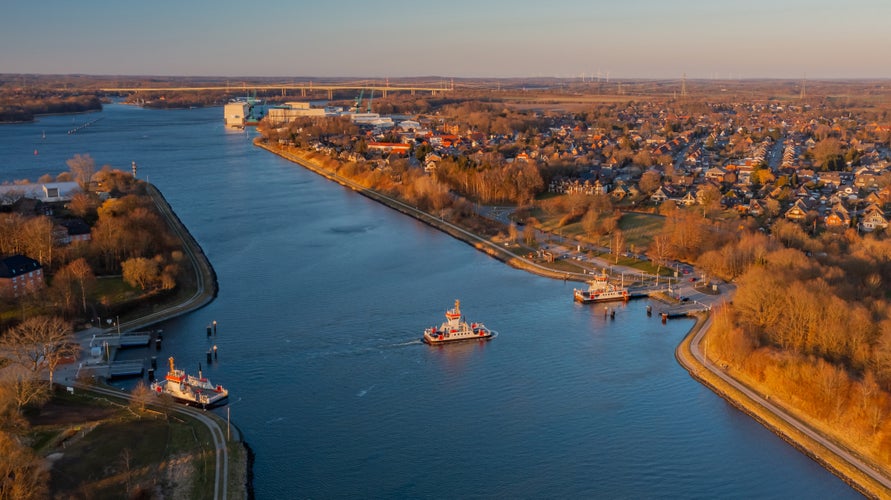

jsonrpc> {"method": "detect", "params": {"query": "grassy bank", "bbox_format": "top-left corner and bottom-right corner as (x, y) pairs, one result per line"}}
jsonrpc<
(676, 318), (888, 498)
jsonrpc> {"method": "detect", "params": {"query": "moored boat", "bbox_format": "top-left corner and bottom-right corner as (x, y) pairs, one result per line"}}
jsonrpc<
(573, 271), (629, 303)
(423, 300), (495, 344)
(151, 356), (228, 407)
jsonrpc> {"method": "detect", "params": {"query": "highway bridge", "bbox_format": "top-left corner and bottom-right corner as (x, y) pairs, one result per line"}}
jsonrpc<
(99, 81), (455, 99)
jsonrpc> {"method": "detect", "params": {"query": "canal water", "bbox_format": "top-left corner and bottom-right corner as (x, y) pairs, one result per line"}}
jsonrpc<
(1, 105), (859, 498)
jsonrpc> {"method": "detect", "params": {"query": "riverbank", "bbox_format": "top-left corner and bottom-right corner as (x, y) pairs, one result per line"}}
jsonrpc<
(676, 317), (890, 498)
(256, 141), (597, 283)
(258, 140), (887, 498)
(54, 183), (249, 499)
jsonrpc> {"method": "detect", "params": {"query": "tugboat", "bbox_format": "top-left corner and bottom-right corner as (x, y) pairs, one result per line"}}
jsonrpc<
(423, 300), (495, 344)
(151, 357), (228, 408)
(573, 271), (629, 303)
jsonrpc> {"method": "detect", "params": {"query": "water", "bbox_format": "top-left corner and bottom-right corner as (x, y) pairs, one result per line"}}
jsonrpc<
(0, 105), (860, 498)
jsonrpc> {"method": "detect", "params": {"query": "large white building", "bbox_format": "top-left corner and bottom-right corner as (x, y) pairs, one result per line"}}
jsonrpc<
(224, 102), (250, 127)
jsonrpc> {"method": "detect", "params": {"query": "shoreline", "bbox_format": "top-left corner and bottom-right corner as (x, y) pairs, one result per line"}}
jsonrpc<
(258, 140), (889, 498)
(64, 183), (249, 498)
(676, 317), (890, 498)
(255, 141), (590, 283)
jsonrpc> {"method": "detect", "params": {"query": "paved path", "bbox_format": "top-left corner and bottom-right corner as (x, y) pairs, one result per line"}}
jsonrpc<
(683, 315), (891, 495)
(75, 383), (229, 499)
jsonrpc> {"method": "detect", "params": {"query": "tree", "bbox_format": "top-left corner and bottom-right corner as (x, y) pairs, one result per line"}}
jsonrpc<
(0, 316), (77, 386)
(0, 369), (51, 415)
(639, 170), (662, 194)
(612, 229), (626, 264)
(66, 153), (95, 191)
(121, 257), (160, 291)
(67, 258), (95, 315)
(647, 234), (671, 274)
(0, 430), (49, 500)
(129, 381), (153, 414)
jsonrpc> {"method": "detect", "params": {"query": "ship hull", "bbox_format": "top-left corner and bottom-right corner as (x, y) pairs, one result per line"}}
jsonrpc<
(573, 291), (629, 303)
(423, 331), (495, 345)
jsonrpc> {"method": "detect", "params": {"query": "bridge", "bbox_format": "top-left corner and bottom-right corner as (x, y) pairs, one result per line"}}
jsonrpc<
(99, 81), (455, 99)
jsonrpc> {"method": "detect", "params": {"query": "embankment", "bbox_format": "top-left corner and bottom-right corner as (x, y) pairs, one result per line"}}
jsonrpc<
(255, 141), (586, 282)
(676, 317), (889, 499)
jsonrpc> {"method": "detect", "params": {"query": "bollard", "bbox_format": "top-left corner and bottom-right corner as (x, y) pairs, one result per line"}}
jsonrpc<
(213, 320), (217, 335)
(646, 305), (652, 316)
(206, 350), (213, 364)
(213, 345), (218, 360)
(610, 309), (615, 319)
(155, 338), (162, 350)
(661, 312), (668, 324)
(150, 356), (157, 369)
(206, 326), (212, 337)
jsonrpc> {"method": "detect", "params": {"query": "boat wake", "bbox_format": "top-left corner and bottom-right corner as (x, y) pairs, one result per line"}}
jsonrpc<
(265, 416), (286, 424)
(357, 385), (375, 397)
(390, 339), (424, 347)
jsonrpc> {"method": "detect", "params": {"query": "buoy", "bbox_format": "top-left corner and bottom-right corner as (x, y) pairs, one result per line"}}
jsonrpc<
(661, 313), (668, 324)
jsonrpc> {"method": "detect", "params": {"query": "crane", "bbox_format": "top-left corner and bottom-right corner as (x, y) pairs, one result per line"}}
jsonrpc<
(353, 89), (365, 113)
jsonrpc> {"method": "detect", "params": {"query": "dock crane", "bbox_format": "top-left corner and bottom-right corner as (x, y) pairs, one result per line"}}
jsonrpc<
(352, 88), (374, 113)
(353, 89), (365, 113)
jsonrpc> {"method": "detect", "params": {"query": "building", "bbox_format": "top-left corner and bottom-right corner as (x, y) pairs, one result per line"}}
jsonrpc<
(0, 255), (44, 298)
(0, 181), (80, 206)
(265, 102), (328, 124)
(224, 102), (249, 127)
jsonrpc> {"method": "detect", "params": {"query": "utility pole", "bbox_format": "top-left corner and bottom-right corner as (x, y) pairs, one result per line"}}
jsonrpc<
(681, 72), (687, 98)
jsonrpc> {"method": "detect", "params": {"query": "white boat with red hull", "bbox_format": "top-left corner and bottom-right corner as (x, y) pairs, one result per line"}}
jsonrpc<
(573, 271), (629, 303)
(151, 356), (228, 408)
(423, 300), (495, 344)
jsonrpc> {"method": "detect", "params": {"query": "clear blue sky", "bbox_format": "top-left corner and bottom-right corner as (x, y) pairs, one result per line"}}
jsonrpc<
(3, 0), (889, 79)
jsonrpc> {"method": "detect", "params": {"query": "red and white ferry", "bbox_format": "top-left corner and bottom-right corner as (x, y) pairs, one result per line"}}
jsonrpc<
(151, 356), (228, 407)
(423, 300), (495, 344)
(573, 271), (629, 303)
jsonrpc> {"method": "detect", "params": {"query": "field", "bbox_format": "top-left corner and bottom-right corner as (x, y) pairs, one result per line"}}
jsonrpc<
(28, 389), (215, 499)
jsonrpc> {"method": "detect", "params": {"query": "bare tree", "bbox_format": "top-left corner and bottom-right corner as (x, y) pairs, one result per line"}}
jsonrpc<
(612, 229), (626, 264)
(129, 381), (153, 414)
(647, 234), (671, 274)
(66, 153), (95, 191)
(1, 316), (77, 386)
(0, 430), (49, 499)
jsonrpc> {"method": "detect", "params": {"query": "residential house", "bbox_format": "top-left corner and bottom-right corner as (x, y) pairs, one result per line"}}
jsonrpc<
(824, 203), (851, 229)
(860, 204), (889, 232)
(784, 199), (810, 221)
(0, 255), (44, 298)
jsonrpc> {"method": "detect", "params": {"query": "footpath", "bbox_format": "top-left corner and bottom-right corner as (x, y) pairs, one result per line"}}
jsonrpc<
(52, 184), (241, 500)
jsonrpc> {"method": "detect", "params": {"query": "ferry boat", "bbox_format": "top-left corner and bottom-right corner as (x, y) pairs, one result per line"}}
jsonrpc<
(423, 300), (495, 344)
(151, 356), (228, 408)
(573, 271), (629, 303)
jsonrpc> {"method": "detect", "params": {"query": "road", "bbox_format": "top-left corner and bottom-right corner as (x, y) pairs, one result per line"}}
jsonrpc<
(686, 316), (891, 494)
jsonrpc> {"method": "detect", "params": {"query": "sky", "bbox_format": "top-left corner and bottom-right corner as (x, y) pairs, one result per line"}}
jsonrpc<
(2, 0), (890, 80)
